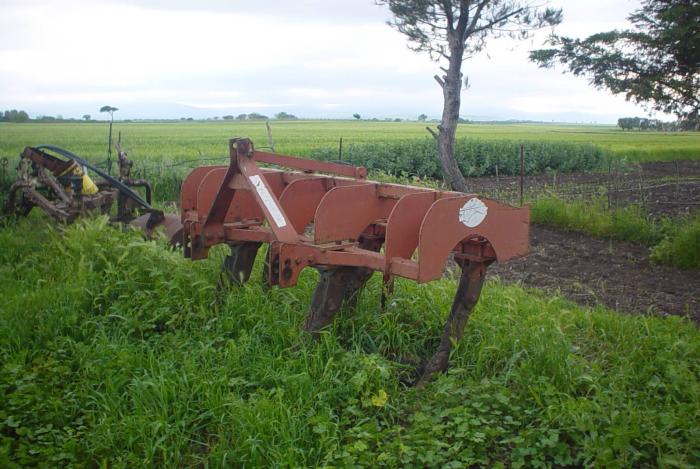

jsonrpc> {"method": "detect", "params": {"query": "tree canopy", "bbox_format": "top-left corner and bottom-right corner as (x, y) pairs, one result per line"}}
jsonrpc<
(0, 109), (30, 122)
(380, 0), (561, 62)
(99, 106), (118, 121)
(530, 0), (700, 129)
(275, 112), (298, 120)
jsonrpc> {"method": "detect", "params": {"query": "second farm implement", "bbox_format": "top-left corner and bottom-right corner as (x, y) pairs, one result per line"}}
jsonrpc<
(174, 138), (529, 383)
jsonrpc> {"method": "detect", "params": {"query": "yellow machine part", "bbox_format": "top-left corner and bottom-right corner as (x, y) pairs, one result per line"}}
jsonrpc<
(57, 161), (99, 195)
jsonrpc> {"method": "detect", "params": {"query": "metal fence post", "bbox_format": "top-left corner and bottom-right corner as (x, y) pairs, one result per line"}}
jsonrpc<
(519, 144), (524, 206)
(266, 121), (275, 153)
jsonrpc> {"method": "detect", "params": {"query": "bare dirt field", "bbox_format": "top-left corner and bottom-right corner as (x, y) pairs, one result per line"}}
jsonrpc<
(490, 224), (699, 324)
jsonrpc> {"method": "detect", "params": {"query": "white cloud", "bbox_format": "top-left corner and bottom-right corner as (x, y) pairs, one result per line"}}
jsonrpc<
(175, 101), (295, 109)
(0, 0), (660, 122)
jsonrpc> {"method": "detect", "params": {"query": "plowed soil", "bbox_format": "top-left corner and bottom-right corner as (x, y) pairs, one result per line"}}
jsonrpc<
(489, 225), (700, 324)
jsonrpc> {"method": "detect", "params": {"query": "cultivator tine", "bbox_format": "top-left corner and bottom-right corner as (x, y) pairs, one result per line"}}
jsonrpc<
(180, 138), (530, 383)
(221, 241), (262, 286)
(303, 231), (383, 335)
(303, 266), (374, 337)
(261, 245), (273, 287)
(418, 259), (490, 387)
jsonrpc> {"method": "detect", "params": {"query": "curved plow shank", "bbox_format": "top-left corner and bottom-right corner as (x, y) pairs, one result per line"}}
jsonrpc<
(180, 138), (530, 383)
(417, 259), (489, 387)
(303, 265), (375, 337)
(303, 233), (384, 336)
(221, 241), (262, 286)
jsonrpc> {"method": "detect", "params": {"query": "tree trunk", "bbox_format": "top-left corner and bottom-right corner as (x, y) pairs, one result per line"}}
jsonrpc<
(436, 47), (469, 193)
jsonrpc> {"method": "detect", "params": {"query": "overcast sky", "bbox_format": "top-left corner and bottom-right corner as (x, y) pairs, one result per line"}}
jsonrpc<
(0, 0), (664, 123)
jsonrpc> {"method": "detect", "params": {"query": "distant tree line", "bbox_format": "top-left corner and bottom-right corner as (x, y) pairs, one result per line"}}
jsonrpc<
(617, 116), (686, 132)
(0, 109), (30, 122)
(220, 112), (298, 121)
(0, 109), (101, 123)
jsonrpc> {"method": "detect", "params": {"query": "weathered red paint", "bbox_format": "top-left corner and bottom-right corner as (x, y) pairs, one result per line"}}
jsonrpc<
(180, 138), (530, 383)
(182, 138), (529, 285)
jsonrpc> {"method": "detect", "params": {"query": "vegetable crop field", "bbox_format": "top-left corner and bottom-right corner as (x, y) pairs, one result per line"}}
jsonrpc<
(1, 121), (699, 467)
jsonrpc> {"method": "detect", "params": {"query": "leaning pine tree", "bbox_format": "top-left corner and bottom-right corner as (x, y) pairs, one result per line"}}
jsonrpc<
(378, 0), (562, 191)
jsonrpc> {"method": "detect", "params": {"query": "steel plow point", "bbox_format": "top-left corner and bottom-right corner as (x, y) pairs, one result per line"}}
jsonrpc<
(131, 212), (183, 246)
(303, 265), (375, 338)
(221, 241), (262, 287)
(180, 138), (530, 383)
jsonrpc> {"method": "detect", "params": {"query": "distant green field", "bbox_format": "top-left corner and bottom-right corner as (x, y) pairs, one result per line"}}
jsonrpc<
(1, 121), (698, 163)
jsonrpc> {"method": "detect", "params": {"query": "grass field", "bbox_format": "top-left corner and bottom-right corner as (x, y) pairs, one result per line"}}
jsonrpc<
(1, 217), (699, 467)
(1, 120), (699, 466)
(1, 120), (699, 163)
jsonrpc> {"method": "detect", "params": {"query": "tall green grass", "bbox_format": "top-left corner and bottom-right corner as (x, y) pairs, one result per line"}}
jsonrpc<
(531, 196), (662, 246)
(531, 196), (700, 269)
(1, 216), (699, 467)
(651, 217), (700, 270)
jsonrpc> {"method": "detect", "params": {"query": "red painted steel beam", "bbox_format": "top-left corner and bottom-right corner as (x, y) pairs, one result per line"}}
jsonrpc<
(255, 150), (367, 179)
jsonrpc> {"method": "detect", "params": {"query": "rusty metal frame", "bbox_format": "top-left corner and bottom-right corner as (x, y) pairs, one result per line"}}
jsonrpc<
(180, 137), (529, 383)
(182, 138), (529, 286)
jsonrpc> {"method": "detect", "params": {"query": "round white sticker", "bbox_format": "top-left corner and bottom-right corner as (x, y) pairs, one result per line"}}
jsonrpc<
(459, 198), (488, 228)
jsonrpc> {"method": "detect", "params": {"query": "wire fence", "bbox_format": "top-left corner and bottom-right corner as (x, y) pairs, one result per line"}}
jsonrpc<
(2, 149), (698, 219)
(468, 163), (700, 218)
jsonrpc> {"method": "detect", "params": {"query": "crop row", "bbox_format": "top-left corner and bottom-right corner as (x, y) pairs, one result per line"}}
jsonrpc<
(310, 138), (607, 178)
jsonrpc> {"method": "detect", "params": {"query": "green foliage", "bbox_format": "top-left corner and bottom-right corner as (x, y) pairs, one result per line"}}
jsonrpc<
(617, 116), (675, 131)
(313, 138), (606, 178)
(531, 196), (700, 269)
(1, 110), (30, 123)
(1, 216), (699, 466)
(531, 196), (662, 246)
(274, 112), (297, 120)
(379, 0), (561, 61)
(651, 216), (700, 270)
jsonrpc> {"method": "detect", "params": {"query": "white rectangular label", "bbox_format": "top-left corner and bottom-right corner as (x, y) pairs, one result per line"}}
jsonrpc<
(249, 175), (287, 228)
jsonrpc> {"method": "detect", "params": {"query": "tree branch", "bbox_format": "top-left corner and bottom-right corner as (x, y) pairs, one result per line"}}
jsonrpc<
(434, 74), (445, 87)
(470, 7), (526, 36)
(426, 126), (439, 139)
(440, 0), (455, 31)
(464, 0), (489, 38)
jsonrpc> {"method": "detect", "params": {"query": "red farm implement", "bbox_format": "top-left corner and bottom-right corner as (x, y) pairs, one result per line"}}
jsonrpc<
(177, 138), (530, 383)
